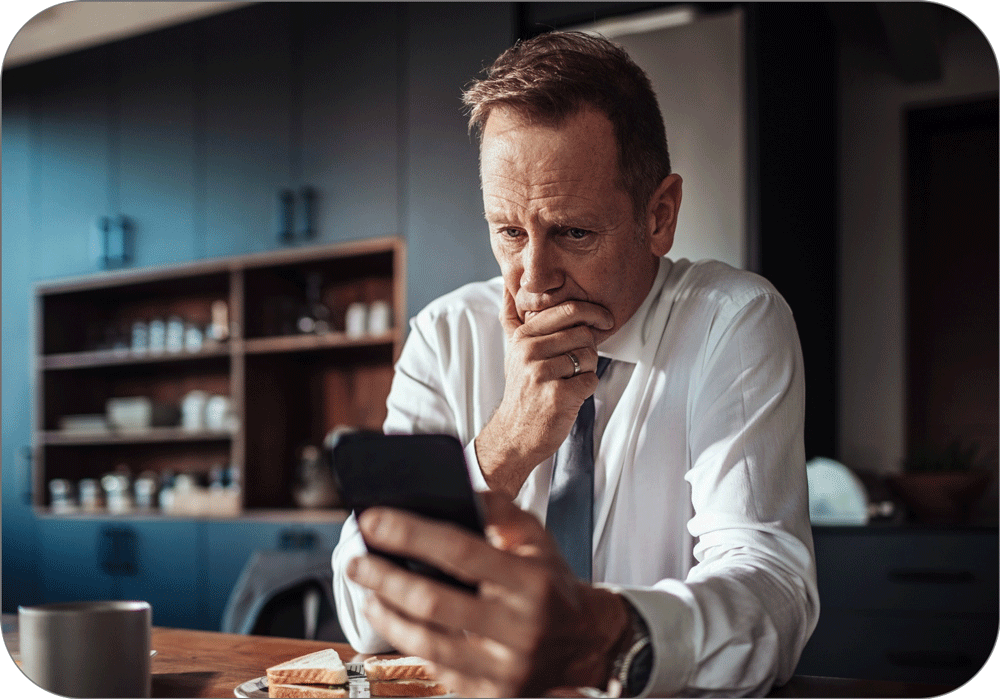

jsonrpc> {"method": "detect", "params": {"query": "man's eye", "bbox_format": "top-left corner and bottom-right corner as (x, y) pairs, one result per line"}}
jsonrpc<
(500, 228), (521, 238)
(566, 228), (590, 240)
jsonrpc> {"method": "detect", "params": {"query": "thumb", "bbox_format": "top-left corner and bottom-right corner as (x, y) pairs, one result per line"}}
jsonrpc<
(499, 287), (522, 338)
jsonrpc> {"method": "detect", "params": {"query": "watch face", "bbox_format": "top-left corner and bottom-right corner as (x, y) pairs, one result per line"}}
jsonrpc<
(626, 642), (654, 696)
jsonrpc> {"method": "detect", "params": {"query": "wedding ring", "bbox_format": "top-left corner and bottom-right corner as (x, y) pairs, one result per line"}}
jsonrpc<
(566, 351), (581, 377)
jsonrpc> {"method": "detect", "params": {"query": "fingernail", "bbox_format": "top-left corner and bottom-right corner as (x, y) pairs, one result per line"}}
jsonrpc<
(485, 525), (504, 548)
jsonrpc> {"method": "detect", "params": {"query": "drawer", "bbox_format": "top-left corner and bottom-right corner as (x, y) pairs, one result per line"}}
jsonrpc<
(813, 529), (998, 613)
(796, 609), (998, 686)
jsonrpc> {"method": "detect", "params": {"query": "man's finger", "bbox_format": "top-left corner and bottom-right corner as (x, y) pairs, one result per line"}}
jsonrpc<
(520, 300), (614, 337)
(348, 552), (533, 650)
(364, 594), (520, 688)
(357, 507), (537, 590)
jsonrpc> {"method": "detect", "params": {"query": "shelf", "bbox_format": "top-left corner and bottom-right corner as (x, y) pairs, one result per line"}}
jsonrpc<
(34, 236), (405, 513)
(42, 428), (235, 446)
(42, 345), (231, 370)
(242, 330), (398, 355)
(34, 507), (351, 524)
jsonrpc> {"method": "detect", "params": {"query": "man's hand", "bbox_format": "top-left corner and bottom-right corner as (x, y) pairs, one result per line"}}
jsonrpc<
(346, 491), (631, 698)
(475, 289), (615, 497)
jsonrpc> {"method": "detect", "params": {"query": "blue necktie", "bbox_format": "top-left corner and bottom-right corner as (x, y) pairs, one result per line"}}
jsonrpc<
(546, 356), (612, 581)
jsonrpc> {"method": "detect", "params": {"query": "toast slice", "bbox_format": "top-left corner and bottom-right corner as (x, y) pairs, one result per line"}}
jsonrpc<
(266, 648), (349, 687)
(362, 656), (434, 681)
(369, 679), (450, 697)
(269, 683), (350, 699)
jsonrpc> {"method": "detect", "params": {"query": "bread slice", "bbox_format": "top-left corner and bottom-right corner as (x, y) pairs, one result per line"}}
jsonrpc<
(363, 656), (435, 681)
(266, 648), (348, 686)
(267, 684), (350, 699)
(269, 683), (349, 699)
(369, 679), (450, 697)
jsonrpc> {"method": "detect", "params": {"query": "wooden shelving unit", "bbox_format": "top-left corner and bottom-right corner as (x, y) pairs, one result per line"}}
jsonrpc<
(33, 237), (406, 516)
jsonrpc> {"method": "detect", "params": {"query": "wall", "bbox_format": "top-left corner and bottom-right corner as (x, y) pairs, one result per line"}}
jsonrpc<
(599, 8), (747, 269)
(838, 6), (998, 475)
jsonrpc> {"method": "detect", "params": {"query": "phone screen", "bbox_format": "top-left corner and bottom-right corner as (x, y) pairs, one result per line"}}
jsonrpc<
(327, 431), (485, 592)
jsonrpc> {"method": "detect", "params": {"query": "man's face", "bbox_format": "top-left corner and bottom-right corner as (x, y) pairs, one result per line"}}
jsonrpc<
(481, 107), (662, 345)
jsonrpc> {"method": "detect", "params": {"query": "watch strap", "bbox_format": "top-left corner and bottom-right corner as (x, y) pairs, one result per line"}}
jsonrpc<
(609, 597), (654, 697)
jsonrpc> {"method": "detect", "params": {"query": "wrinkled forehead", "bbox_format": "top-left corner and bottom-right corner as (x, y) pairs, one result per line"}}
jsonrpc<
(479, 106), (628, 200)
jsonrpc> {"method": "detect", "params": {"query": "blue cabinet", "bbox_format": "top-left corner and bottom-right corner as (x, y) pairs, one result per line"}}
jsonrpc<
(31, 517), (344, 632)
(27, 48), (114, 281)
(35, 518), (202, 628)
(116, 24), (200, 268)
(198, 4), (294, 259)
(796, 527), (999, 686)
(1, 91), (40, 613)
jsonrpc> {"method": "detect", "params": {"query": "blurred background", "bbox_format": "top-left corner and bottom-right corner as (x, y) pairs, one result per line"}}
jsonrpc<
(2, 1), (997, 686)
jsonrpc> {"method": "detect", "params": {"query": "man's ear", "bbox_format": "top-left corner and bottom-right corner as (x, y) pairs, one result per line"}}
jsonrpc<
(645, 174), (682, 257)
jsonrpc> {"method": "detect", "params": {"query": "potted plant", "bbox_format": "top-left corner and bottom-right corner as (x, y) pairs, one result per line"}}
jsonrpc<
(888, 440), (993, 524)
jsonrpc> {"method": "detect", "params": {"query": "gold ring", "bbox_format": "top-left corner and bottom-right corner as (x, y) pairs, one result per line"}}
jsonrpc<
(566, 351), (581, 377)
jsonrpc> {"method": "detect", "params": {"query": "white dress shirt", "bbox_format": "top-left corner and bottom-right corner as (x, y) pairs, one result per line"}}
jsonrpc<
(332, 257), (820, 697)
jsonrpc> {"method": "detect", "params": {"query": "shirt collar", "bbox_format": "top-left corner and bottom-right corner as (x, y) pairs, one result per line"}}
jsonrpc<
(597, 257), (671, 365)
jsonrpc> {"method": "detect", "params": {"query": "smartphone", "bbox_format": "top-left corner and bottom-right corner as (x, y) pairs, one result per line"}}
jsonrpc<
(326, 430), (485, 592)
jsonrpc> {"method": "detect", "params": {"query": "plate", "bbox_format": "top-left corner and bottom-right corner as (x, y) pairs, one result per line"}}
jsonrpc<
(234, 676), (267, 699)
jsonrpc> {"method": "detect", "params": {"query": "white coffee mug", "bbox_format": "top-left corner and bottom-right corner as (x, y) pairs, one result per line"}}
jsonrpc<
(19, 600), (152, 698)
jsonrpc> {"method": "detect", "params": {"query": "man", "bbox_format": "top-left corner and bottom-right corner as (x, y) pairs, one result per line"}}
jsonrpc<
(332, 31), (819, 697)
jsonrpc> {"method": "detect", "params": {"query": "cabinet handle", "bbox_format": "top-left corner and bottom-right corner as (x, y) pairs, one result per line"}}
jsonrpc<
(22, 446), (33, 505)
(886, 650), (972, 669)
(95, 216), (132, 268)
(99, 526), (139, 577)
(279, 189), (296, 244)
(279, 527), (318, 550)
(888, 568), (974, 584)
(299, 186), (316, 240)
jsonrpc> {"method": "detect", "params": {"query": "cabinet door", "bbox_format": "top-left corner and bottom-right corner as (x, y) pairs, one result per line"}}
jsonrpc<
(202, 520), (344, 632)
(1, 89), (40, 613)
(116, 24), (199, 268)
(298, 3), (401, 244)
(36, 519), (114, 603)
(28, 48), (114, 280)
(36, 519), (201, 629)
(116, 520), (202, 629)
(199, 4), (293, 259)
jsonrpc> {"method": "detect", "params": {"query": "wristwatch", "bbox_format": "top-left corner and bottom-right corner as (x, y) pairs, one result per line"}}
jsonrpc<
(610, 597), (654, 697)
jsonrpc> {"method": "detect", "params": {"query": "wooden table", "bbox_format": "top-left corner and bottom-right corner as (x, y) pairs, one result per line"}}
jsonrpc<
(3, 616), (959, 698)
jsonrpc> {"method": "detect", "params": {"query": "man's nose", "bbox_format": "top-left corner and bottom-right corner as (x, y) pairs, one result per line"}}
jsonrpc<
(519, 237), (563, 294)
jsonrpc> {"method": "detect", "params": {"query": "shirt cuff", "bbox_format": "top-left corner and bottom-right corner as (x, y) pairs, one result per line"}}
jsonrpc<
(464, 438), (490, 492)
(596, 582), (696, 697)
